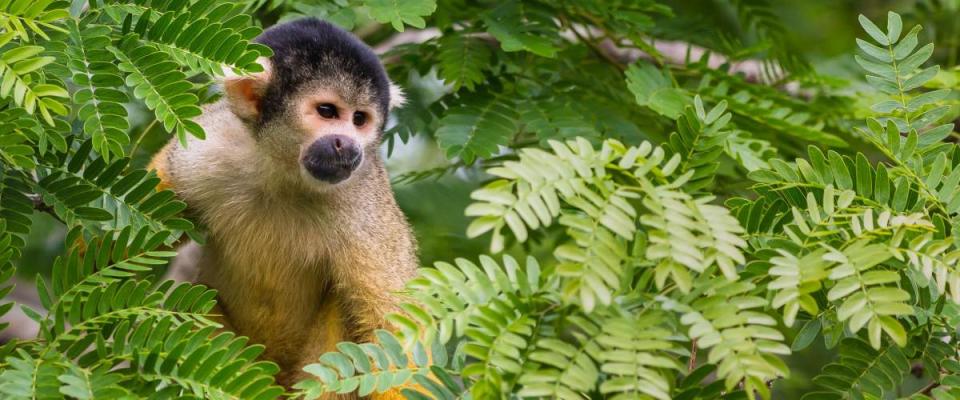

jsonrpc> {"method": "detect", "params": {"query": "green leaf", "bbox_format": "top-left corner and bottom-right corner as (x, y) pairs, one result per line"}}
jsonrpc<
(809, 337), (910, 398)
(365, 0), (436, 32)
(791, 318), (821, 351)
(437, 34), (492, 91)
(0, 43), (67, 124)
(435, 93), (518, 164)
(858, 14), (889, 46)
(885, 11), (902, 43)
(483, 0), (558, 57)
(625, 63), (690, 119)
(109, 36), (204, 144)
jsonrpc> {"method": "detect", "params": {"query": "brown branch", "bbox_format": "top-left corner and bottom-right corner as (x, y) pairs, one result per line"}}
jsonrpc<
(919, 379), (940, 396)
(373, 28), (440, 55)
(370, 25), (801, 93)
(688, 338), (697, 372)
(30, 194), (66, 226)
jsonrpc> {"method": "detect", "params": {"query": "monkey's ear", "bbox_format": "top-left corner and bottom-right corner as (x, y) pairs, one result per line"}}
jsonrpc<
(223, 57), (272, 121)
(388, 81), (406, 109)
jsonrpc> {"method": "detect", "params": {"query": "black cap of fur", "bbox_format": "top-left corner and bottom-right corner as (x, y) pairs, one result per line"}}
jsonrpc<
(254, 18), (390, 127)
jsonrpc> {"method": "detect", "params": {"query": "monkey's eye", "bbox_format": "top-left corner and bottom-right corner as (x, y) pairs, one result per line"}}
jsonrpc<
(352, 111), (367, 127)
(316, 104), (338, 119)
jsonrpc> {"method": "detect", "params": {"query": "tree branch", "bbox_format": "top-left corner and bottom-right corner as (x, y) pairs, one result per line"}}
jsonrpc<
(371, 26), (801, 93)
(30, 194), (66, 225)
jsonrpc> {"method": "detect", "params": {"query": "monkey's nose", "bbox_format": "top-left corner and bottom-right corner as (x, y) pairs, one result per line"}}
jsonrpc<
(302, 135), (362, 184)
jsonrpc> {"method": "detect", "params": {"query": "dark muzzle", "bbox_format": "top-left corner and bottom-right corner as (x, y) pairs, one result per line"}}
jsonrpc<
(302, 135), (362, 184)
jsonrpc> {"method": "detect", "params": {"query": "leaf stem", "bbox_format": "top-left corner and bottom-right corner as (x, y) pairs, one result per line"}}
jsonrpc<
(128, 119), (158, 163)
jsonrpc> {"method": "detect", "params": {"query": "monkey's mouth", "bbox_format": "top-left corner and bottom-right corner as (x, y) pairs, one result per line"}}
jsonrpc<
(301, 152), (362, 184)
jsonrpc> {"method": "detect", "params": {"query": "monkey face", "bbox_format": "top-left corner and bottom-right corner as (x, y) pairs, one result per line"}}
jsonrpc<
(220, 18), (405, 191)
(294, 86), (382, 186)
(229, 83), (384, 190)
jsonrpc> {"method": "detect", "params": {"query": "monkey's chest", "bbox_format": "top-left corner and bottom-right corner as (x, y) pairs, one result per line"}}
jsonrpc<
(210, 274), (349, 376)
(194, 224), (355, 380)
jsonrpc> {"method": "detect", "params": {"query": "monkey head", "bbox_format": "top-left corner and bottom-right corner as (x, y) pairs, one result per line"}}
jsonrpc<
(221, 18), (403, 190)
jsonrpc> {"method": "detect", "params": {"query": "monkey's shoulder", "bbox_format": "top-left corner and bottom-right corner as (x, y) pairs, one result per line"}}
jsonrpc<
(148, 143), (175, 192)
(148, 103), (255, 192)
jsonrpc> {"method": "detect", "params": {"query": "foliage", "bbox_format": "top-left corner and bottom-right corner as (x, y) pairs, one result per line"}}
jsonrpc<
(298, 7), (960, 400)
(0, 0), (283, 397)
(1, 1), (959, 400)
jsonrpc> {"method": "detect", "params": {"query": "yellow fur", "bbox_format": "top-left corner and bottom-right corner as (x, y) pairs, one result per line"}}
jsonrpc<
(147, 143), (173, 192)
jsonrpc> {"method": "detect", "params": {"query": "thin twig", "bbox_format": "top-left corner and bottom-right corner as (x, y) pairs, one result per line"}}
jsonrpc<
(563, 17), (626, 71)
(688, 338), (697, 372)
(918, 373), (944, 396)
(128, 119), (158, 163)
(920, 381), (939, 395)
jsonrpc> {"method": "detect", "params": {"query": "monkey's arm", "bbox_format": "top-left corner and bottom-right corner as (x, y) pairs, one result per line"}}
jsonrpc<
(326, 188), (421, 399)
(333, 224), (417, 341)
(335, 243), (422, 400)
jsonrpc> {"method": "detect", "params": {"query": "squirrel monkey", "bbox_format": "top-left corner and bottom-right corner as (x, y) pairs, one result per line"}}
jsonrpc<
(150, 19), (417, 393)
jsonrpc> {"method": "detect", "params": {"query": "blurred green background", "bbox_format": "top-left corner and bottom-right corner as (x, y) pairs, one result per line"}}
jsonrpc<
(12, 0), (960, 397)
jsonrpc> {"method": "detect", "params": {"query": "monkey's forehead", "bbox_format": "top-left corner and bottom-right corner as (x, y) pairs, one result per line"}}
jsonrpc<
(296, 76), (381, 110)
(256, 18), (390, 116)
